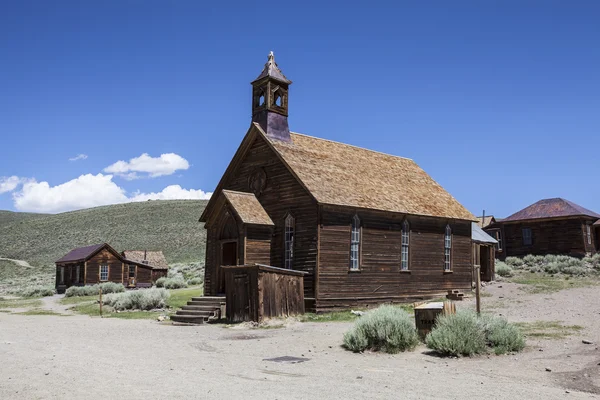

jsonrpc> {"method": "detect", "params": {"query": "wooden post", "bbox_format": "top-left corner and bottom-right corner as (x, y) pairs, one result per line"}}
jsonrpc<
(475, 265), (481, 314)
(99, 287), (103, 318)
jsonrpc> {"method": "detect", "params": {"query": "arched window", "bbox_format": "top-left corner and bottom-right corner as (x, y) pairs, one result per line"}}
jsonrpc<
(401, 220), (410, 271)
(444, 224), (452, 271)
(284, 214), (295, 269)
(350, 215), (361, 270)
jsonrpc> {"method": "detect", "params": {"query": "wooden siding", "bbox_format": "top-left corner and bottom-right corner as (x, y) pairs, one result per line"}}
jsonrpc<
(86, 248), (123, 284)
(223, 264), (305, 322)
(204, 135), (318, 297)
(317, 207), (472, 310)
(136, 266), (152, 286)
(490, 218), (596, 259)
(245, 225), (272, 265)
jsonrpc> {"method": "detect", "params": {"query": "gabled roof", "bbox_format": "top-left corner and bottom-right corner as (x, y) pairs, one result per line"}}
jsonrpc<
(264, 128), (475, 221)
(472, 222), (497, 244)
(122, 250), (169, 270)
(222, 190), (274, 226)
(502, 198), (600, 222)
(56, 243), (108, 263)
(252, 52), (291, 84)
(476, 215), (496, 228)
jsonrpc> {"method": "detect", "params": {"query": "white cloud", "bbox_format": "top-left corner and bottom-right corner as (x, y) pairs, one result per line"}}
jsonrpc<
(11, 174), (212, 213)
(13, 174), (128, 213)
(130, 185), (212, 202)
(0, 176), (25, 194)
(104, 153), (189, 179)
(69, 154), (88, 162)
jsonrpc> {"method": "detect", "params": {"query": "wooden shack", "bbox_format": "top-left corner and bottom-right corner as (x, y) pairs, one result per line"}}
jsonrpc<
(122, 250), (169, 287)
(484, 198), (600, 260)
(199, 52), (477, 311)
(471, 222), (497, 282)
(55, 243), (168, 293)
(222, 264), (305, 322)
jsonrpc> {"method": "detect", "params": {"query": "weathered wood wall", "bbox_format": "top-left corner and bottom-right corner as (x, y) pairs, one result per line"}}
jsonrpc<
(317, 206), (472, 310)
(245, 225), (272, 265)
(223, 265), (305, 322)
(86, 248), (123, 284)
(491, 218), (596, 259)
(204, 134), (318, 297)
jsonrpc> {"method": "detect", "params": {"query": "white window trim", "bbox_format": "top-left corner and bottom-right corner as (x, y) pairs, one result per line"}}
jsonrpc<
(350, 215), (361, 271)
(401, 220), (410, 271)
(586, 225), (592, 245)
(100, 264), (109, 282)
(284, 214), (295, 269)
(444, 225), (452, 271)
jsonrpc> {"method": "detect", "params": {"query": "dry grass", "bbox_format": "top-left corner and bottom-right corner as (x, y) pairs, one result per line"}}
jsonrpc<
(514, 320), (584, 340)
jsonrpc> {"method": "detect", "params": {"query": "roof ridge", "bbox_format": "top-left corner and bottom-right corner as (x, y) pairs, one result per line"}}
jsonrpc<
(289, 131), (414, 162)
(222, 189), (256, 196)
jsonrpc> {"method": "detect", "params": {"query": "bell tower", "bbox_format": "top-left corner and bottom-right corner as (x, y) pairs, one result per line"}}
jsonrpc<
(251, 51), (292, 142)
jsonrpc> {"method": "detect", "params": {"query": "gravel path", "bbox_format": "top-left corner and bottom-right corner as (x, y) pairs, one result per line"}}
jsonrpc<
(1, 284), (599, 399)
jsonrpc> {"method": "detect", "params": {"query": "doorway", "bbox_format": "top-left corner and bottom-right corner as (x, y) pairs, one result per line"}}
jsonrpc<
(219, 241), (237, 294)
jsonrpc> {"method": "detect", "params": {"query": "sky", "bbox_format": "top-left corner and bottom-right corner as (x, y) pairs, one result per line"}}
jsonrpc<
(1, 1), (599, 216)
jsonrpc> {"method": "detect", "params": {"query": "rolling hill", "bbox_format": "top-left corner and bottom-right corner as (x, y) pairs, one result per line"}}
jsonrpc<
(0, 200), (208, 269)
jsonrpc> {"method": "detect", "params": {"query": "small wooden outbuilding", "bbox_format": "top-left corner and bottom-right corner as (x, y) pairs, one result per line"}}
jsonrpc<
(55, 243), (168, 293)
(471, 222), (497, 282)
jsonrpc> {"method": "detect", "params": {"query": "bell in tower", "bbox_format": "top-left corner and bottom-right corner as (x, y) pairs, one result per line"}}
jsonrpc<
(251, 51), (292, 142)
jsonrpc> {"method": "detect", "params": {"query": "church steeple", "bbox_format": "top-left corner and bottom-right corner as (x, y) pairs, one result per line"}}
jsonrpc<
(251, 52), (292, 142)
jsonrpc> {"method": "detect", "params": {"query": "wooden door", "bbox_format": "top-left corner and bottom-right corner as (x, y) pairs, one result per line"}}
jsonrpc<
(219, 241), (237, 294)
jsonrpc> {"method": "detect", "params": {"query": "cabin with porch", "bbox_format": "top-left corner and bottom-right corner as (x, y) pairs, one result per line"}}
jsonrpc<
(484, 198), (600, 260)
(55, 243), (168, 293)
(198, 52), (477, 312)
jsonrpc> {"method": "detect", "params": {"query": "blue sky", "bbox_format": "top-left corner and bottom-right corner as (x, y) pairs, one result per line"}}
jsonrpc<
(1, 1), (599, 216)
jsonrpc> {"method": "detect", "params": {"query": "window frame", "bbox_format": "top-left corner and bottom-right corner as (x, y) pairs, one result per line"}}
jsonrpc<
(350, 215), (362, 271)
(75, 265), (80, 283)
(100, 264), (109, 282)
(284, 213), (295, 269)
(400, 220), (410, 271)
(522, 227), (532, 246)
(129, 264), (136, 278)
(60, 266), (65, 284)
(586, 224), (592, 245)
(488, 229), (503, 252)
(444, 224), (452, 272)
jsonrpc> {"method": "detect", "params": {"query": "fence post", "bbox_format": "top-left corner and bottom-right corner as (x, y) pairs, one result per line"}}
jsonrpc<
(99, 287), (103, 318)
(475, 265), (481, 314)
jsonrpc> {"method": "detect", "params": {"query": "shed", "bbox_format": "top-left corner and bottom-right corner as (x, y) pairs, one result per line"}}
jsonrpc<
(221, 264), (306, 322)
(472, 223), (497, 282)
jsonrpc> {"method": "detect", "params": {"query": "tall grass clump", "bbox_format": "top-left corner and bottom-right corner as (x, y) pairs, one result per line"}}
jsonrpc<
(64, 283), (125, 297)
(504, 257), (524, 269)
(426, 310), (525, 356)
(187, 277), (202, 286)
(495, 261), (513, 277)
(155, 277), (167, 288)
(343, 305), (419, 354)
(18, 285), (55, 298)
(103, 288), (170, 311)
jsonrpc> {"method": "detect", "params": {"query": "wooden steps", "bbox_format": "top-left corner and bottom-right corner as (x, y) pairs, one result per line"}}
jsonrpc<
(171, 296), (225, 325)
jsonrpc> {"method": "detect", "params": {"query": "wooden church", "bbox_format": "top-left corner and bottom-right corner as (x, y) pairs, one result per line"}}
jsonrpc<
(200, 52), (476, 310)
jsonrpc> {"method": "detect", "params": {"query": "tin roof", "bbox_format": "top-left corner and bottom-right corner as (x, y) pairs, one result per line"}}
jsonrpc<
(472, 222), (497, 244)
(503, 198), (600, 222)
(55, 243), (107, 263)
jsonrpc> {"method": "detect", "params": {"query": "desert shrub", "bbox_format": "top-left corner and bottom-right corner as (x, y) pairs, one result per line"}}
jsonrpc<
(495, 262), (513, 277)
(426, 310), (487, 356)
(504, 257), (524, 268)
(543, 262), (559, 275)
(162, 276), (187, 289)
(187, 277), (203, 286)
(155, 277), (167, 288)
(426, 311), (525, 356)
(479, 315), (525, 355)
(103, 288), (170, 311)
(18, 285), (55, 298)
(64, 283), (124, 297)
(343, 305), (419, 354)
(584, 253), (600, 270)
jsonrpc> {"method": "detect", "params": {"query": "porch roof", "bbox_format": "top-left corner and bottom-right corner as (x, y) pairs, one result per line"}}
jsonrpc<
(222, 190), (274, 226)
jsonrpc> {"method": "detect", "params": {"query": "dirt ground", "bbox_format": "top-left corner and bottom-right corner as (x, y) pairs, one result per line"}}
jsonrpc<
(1, 283), (599, 400)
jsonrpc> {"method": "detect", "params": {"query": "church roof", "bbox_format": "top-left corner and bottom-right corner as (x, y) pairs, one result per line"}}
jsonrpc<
(252, 52), (291, 84)
(262, 126), (475, 221)
(502, 198), (600, 222)
(222, 190), (274, 226)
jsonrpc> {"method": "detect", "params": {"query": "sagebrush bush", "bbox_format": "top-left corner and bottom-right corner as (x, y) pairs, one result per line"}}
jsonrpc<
(103, 288), (170, 310)
(64, 283), (125, 297)
(495, 262), (513, 277)
(18, 285), (55, 298)
(155, 277), (167, 288)
(162, 277), (187, 289)
(343, 305), (419, 354)
(504, 257), (524, 268)
(425, 310), (487, 356)
(426, 310), (525, 356)
(187, 277), (203, 286)
(497, 254), (599, 277)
